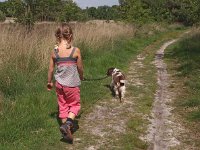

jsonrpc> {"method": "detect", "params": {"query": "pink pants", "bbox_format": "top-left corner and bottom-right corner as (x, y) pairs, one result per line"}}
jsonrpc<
(56, 82), (81, 119)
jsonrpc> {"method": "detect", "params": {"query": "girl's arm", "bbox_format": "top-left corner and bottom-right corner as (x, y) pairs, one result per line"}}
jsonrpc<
(47, 52), (55, 90)
(76, 48), (84, 81)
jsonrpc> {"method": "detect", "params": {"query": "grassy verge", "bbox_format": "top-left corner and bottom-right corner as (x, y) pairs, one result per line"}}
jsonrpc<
(0, 24), (186, 149)
(114, 29), (186, 150)
(165, 29), (200, 148)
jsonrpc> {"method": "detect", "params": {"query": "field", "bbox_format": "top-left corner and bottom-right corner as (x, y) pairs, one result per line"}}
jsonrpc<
(0, 22), (188, 149)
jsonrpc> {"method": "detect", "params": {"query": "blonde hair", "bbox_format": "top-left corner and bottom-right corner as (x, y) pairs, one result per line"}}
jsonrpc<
(55, 23), (73, 43)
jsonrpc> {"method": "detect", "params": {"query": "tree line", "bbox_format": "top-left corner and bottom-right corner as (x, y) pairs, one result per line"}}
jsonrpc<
(0, 0), (200, 26)
(119, 0), (200, 25)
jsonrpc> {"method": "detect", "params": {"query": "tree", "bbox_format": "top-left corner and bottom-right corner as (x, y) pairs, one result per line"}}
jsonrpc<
(0, 10), (6, 22)
(34, 0), (65, 21)
(0, 1), (10, 16)
(59, 0), (82, 22)
(119, 0), (153, 23)
(86, 7), (97, 19)
(8, 0), (35, 29)
(85, 5), (121, 21)
(118, 0), (200, 25)
(4, 0), (86, 27)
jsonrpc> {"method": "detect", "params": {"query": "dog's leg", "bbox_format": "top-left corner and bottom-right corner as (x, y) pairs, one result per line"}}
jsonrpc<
(119, 86), (126, 102)
(110, 78), (114, 89)
(118, 89), (122, 103)
(121, 86), (126, 99)
(110, 82), (114, 90)
(114, 85), (119, 97)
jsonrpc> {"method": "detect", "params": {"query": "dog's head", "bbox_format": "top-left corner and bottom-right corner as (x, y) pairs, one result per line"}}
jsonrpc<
(107, 67), (115, 76)
(107, 67), (120, 76)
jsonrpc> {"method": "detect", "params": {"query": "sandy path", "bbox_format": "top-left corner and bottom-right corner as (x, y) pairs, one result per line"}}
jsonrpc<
(68, 53), (146, 150)
(144, 40), (182, 150)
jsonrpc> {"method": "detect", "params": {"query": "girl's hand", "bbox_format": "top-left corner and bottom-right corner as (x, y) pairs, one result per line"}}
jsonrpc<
(47, 82), (53, 91)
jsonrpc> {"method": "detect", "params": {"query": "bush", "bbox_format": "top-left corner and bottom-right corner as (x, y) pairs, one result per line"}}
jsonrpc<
(0, 10), (6, 22)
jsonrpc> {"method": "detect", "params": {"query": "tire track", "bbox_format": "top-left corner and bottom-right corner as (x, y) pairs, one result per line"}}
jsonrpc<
(145, 40), (181, 150)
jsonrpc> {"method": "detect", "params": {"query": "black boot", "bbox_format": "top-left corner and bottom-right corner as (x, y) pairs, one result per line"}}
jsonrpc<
(60, 119), (74, 143)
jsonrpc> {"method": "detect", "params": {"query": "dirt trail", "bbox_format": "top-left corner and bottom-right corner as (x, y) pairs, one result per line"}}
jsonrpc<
(144, 40), (182, 150)
(68, 54), (146, 150)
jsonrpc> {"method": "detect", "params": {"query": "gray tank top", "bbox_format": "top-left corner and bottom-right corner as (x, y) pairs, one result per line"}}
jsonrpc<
(54, 47), (81, 87)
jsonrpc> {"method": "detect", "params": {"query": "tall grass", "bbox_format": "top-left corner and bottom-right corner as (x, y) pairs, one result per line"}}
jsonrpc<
(74, 21), (136, 50)
(0, 22), (135, 72)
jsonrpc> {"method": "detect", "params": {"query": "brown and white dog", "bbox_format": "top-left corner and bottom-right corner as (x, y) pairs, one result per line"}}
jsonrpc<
(107, 68), (126, 102)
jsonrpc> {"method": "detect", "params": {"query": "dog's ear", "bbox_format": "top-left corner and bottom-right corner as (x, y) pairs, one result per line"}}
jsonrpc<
(107, 67), (115, 76)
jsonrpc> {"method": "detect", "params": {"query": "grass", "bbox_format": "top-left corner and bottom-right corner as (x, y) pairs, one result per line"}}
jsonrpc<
(165, 27), (200, 147)
(0, 22), (186, 149)
(181, 98), (200, 107)
(121, 118), (148, 150)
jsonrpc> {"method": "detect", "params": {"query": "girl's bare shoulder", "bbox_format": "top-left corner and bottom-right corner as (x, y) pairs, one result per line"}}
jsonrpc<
(72, 47), (80, 58)
(74, 47), (81, 54)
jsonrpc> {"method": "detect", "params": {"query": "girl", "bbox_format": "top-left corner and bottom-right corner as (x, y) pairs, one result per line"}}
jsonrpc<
(47, 23), (83, 143)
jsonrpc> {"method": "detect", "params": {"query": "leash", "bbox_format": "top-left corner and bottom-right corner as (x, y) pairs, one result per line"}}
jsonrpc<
(82, 75), (109, 81)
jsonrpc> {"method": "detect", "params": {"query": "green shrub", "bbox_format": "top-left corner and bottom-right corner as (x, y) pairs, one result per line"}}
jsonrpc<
(0, 10), (6, 22)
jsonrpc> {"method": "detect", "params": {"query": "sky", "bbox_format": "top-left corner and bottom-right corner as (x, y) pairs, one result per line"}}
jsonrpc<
(0, 0), (119, 8)
(74, 0), (119, 9)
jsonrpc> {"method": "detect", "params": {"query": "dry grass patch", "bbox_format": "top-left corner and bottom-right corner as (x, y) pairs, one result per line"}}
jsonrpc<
(0, 22), (136, 78)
